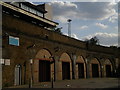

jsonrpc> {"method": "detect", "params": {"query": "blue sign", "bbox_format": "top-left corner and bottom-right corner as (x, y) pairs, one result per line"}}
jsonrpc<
(9, 36), (19, 46)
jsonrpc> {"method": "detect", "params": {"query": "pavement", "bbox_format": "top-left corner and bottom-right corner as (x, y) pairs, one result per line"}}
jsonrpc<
(6, 78), (120, 88)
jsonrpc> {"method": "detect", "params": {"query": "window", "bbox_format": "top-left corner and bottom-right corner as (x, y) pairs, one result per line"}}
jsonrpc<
(29, 8), (36, 14)
(36, 11), (43, 17)
(21, 3), (43, 17)
(9, 36), (19, 46)
(21, 4), (29, 11)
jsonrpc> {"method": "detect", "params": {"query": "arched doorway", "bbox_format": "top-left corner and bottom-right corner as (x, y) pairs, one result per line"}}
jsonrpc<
(34, 49), (53, 83)
(14, 64), (22, 86)
(104, 59), (112, 77)
(59, 53), (72, 80)
(90, 58), (101, 78)
(76, 56), (86, 79)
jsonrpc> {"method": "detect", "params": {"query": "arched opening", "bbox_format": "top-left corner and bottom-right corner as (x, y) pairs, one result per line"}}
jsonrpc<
(34, 49), (53, 83)
(104, 59), (112, 77)
(90, 58), (100, 78)
(76, 56), (86, 79)
(14, 64), (22, 86)
(58, 53), (72, 80)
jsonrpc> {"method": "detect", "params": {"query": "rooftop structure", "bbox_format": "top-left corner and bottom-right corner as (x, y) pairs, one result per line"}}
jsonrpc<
(1, 1), (58, 30)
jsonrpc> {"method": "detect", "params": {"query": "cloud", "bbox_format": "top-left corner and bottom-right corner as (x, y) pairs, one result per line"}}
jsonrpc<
(49, 2), (117, 23)
(82, 32), (118, 46)
(95, 23), (108, 29)
(109, 13), (118, 23)
(71, 33), (79, 39)
(79, 25), (88, 30)
(64, 33), (79, 39)
(54, 16), (68, 23)
(49, 1), (77, 23)
(114, 26), (118, 30)
(26, 0), (120, 3)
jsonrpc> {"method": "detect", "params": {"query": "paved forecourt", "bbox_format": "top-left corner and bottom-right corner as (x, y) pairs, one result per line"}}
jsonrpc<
(7, 78), (119, 88)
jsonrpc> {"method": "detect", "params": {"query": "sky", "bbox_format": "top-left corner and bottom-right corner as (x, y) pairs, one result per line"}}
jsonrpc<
(25, 0), (120, 47)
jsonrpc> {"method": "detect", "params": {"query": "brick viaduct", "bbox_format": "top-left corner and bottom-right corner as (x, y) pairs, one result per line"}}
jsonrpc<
(1, 2), (119, 87)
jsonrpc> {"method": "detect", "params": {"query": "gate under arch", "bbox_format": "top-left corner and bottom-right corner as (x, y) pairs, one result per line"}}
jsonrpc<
(58, 53), (72, 80)
(89, 58), (101, 78)
(76, 56), (86, 79)
(34, 49), (53, 83)
(104, 59), (113, 77)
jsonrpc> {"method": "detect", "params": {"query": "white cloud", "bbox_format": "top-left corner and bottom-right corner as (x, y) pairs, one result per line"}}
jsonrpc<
(49, 1), (77, 23)
(79, 25), (88, 30)
(71, 33), (79, 39)
(114, 26), (118, 30)
(27, 0), (120, 3)
(95, 23), (108, 29)
(64, 33), (68, 36)
(82, 32), (118, 46)
(50, 2), (117, 23)
(109, 13), (118, 23)
(54, 16), (68, 23)
(64, 33), (79, 39)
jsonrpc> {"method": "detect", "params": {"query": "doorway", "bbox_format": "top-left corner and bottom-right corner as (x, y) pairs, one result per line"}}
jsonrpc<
(78, 63), (84, 78)
(14, 64), (22, 85)
(106, 65), (111, 77)
(92, 64), (99, 77)
(39, 60), (50, 82)
(62, 62), (70, 80)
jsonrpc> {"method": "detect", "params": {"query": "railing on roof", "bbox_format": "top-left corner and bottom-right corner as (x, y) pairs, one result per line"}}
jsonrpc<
(0, 1), (58, 27)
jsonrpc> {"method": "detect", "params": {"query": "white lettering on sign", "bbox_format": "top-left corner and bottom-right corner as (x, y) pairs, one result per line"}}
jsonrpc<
(5, 59), (10, 65)
(0, 59), (4, 65)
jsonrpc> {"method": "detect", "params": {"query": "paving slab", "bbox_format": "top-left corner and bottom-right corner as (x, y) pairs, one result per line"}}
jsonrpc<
(6, 78), (120, 88)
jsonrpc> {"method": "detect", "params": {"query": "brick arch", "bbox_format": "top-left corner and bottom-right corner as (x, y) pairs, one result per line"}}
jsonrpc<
(58, 52), (72, 80)
(35, 48), (52, 60)
(59, 52), (71, 62)
(90, 58), (100, 64)
(76, 56), (86, 79)
(34, 48), (53, 83)
(104, 59), (112, 65)
(76, 56), (85, 63)
(89, 58), (101, 78)
(103, 59), (113, 77)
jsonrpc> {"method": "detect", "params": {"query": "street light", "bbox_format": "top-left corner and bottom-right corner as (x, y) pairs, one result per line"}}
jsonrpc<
(67, 19), (72, 37)
(29, 59), (33, 88)
(27, 44), (35, 88)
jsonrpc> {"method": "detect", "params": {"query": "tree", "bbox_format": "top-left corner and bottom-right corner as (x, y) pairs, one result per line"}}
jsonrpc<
(53, 27), (63, 34)
(85, 36), (99, 45)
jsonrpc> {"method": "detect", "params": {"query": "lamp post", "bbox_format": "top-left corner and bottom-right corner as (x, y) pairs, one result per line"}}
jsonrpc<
(29, 59), (33, 88)
(101, 65), (103, 77)
(67, 19), (72, 37)
(27, 44), (35, 88)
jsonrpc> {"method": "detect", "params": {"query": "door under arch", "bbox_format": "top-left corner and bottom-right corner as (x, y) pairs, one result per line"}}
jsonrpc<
(106, 65), (112, 77)
(39, 60), (50, 82)
(78, 63), (84, 78)
(62, 62), (70, 80)
(14, 65), (22, 85)
(92, 64), (99, 77)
